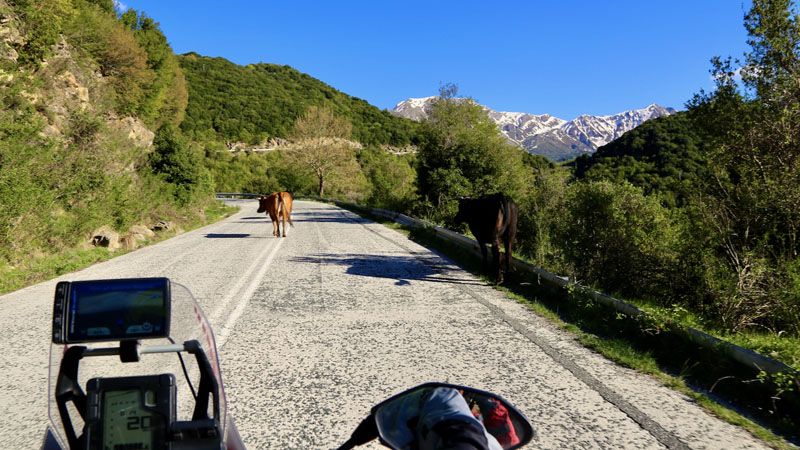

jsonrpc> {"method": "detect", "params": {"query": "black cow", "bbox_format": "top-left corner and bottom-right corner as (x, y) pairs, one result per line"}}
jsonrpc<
(454, 193), (518, 284)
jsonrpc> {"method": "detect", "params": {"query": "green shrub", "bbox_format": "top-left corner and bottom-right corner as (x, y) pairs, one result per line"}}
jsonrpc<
(514, 163), (569, 270)
(555, 180), (680, 300)
(149, 124), (213, 205)
(13, 0), (74, 65)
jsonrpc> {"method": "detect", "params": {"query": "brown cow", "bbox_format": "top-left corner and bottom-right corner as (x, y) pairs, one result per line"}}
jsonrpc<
(257, 191), (294, 237)
(454, 193), (518, 284)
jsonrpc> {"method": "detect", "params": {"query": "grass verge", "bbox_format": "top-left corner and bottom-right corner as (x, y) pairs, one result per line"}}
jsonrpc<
(0, 201), (238, 295)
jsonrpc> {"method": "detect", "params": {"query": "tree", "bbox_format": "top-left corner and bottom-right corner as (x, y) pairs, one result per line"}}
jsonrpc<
(149, 124), (211, 204)
(687, 0), (800, 333)
(65, 6), (153, 115)
(118, 9), (188, 127)
(285, 106), (358, 197)
(515, 161), (568, 268)
(416, 83), (530, 224)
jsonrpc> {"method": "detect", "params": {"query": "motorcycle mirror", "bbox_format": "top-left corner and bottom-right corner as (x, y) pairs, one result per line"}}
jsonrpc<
(372, 383), (534, 450)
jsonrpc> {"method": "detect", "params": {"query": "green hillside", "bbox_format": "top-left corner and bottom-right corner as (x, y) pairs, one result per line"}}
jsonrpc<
(572, 112), (710, 207)
(177, 53), (421, 147)
(0, 0), (222, 291)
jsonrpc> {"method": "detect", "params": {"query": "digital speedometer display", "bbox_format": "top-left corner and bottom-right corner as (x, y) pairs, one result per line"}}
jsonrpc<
(85, 375), (174, 450)
(103, 390), (157, 450)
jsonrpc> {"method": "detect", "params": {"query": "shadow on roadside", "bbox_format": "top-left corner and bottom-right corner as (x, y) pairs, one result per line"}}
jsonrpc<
(289, 253), (483, 286)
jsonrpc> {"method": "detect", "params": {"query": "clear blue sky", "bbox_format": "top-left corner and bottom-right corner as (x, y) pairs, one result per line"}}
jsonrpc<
(120, 1), (754, 119)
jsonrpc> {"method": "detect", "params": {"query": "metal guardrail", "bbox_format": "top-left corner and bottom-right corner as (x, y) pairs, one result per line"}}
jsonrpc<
(221, 193), (796, 376)
(214, 192), (262, 199)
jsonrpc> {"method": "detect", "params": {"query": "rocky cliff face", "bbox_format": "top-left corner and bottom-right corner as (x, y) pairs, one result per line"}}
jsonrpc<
(391, 97), (676, 161)
(0, 3), (23, 64)
(0, 2), (154, 149)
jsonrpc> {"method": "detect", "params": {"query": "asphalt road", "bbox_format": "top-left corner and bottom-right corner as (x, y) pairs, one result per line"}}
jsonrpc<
(0, 199), (770, 449)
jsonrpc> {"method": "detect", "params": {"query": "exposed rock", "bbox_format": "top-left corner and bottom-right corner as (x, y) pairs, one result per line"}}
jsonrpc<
(129, 224), (155, 239)
(92, 230), (120, 250)
(265, 137), (288, 147)
(0, 70), (13, 85)
(32, 38), (96, 139)
(382, 144), (418, 155)
(113, 116), (155, 148)
(286, 137), (363, 152)
(56, 71), (89, 107)
(120, 234), (138, 251)
(226, 141), (248, 151)
(152, 220), (173, 232)
(0, 6), (24, 63)
(41, 124), (61, 140)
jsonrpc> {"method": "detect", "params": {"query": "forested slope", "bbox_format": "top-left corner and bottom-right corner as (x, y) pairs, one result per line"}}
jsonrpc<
(572, 112), (710, 207)
(177, 53), (421, 147)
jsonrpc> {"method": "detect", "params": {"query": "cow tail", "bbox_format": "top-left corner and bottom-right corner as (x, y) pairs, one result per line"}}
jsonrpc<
(497, 196), (509, 236)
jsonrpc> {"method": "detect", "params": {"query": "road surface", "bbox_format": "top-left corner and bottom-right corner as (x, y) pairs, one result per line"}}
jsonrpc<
(0, 199), (769, 449)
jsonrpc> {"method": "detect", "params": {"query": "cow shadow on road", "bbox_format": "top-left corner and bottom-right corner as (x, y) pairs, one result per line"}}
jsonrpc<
(289, 253), (482, 286)
(204, 233), (255, 238)
(233, 217), (269, 224)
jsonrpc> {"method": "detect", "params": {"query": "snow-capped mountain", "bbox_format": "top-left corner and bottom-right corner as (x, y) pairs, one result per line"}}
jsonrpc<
(390, 96), (435, 121)
(390, 97), (677, 161)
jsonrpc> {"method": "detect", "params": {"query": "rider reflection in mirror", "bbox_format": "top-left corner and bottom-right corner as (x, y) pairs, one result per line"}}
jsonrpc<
(463, 393), (520, 448)
(417, 388), (502, 450)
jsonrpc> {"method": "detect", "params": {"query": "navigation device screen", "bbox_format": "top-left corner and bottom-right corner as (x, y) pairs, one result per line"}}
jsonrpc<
(66, 278), (169, 343)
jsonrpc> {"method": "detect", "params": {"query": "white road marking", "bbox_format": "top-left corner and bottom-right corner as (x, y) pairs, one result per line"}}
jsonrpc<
(215, 237), (285, 349)
(209, 237), (280, 324)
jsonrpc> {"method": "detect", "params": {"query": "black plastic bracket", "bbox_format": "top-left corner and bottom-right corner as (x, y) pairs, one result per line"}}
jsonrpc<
(119, 340), (140, 362)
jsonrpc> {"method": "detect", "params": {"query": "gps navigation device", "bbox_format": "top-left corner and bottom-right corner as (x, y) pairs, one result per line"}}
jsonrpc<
(52, 278), (171, 344)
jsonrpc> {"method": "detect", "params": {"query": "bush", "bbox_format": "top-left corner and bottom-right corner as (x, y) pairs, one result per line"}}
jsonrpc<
(696, 249), (800, 335)
(555, 180), (679, 299)
(149, 124), (213, 205)
(514, 164), (569, 270)
(13, 0), (74, 65)
(357, 146), (417, 211)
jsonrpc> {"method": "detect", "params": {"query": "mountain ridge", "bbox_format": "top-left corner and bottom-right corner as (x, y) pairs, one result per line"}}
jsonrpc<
(391, 97), (677, 161)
